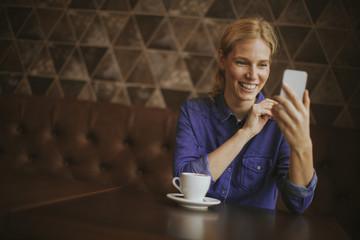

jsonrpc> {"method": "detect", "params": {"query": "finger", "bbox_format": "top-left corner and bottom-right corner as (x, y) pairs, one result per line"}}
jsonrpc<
(281, 83), (303, 111)
(260, 98), (278, 106)
(272, 104), (295, 133)
(259, 109), (273, 118)
(258, 98), (278, 112)
(303, 89), (310, 111)
(272, 105), (291, 130)
(254, 102), (276, 118)
(260, 114), (271, 123)
(273, 95), (299, 121)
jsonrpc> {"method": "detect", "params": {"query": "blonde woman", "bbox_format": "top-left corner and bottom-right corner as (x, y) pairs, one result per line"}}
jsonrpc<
(173, 17), (317, 214)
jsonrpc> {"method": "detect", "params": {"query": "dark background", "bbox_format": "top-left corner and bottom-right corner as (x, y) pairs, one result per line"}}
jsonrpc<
(0, 0), (359, 128)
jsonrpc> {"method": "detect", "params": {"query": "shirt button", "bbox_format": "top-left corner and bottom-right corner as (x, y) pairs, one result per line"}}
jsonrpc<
(257, 165), (261, 170)
(227, 167), (231, 172)
(222, 190), (227, 195)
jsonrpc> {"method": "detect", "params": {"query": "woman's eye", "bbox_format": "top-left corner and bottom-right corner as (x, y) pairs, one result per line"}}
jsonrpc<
(235, 61), (247, 65)
(259, 63), (268, 67)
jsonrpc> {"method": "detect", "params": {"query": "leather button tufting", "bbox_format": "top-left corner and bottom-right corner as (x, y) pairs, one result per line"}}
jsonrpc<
(51, 129), (60, 137)
(28, 154), (36, 161)
(100, 163), (108, 171)
(86, 133), (98, 143)
(123, 139), (132, 146)
(137, 168), (144, 175)
(63, 159), (70, 166)
(161, 144), (169, 150)
(17, 125), (25, 134)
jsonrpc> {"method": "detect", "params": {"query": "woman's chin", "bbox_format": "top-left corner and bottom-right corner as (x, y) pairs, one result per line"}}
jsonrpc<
(236, 91), (258, 102)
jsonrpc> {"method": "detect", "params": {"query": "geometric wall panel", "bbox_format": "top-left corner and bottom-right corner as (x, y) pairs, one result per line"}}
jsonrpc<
(0, 44), (23, 72)
(6, 7), (32, 35)
(93, 51), (121, 81)
(160, 57), (192, 90)
(18, 12), (44, 40)
(332, 67), (360, 102)
(147, 51), (177, 81)
(148, 20), (177, 50)
(295, 31), (327, 64)
(278, 0), (311, 25)
(241, 0), (274, 22)
(113, 17), (142, 47)
(205, 0), (236, 19)
(0, 9), (12, 37)
(0, 0), (360, 129)
(28, 76), (54, 95)
(68, 10), (96, 40)
(0, 74), (22, 93)
(278, 26), (311, 58)
(169, 17), (199, 48)
(29, 47), (56, 76)
(334, 35), (360, 68)
(48, 43), (74, 73)
(315, 0), (351, 28)
(310, 70), (344, 105)
(316, 28), (351, 63)
(81, 16), (109, 45)
(50, 15), (75, 42)
(37, 8), (62, 38)
(60, 79), (86, 98)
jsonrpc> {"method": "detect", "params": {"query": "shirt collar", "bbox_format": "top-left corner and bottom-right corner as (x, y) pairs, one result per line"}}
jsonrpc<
(214, 92), (265, 123)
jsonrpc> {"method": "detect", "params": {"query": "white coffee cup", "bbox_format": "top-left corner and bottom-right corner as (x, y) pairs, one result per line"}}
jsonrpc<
(172, 173), (211, 202)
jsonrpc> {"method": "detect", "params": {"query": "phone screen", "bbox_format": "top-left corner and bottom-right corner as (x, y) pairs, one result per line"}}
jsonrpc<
(280, 69), (308, 101)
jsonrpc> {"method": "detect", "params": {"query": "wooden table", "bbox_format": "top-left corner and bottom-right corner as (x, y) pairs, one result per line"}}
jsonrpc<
(0, 171), (119, 229)
(2, 188), (350, 240)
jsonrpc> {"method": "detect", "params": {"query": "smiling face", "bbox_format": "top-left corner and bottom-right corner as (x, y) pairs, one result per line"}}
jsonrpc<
(219, 38), (271, 106)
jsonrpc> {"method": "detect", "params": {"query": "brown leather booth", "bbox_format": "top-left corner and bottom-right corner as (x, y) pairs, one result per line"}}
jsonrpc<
(0, 94), (359, 239)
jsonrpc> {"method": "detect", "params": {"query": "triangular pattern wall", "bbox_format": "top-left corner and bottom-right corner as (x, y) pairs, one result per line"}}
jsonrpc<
(0, 0), (360, 128)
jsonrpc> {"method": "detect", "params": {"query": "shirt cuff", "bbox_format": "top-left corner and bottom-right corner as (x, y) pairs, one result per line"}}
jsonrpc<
(190, 154), (213, 179)
(285, 169), (318, 198)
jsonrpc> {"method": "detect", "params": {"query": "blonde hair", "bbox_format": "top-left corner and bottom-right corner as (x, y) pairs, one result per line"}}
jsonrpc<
(209, 17), (278, 97)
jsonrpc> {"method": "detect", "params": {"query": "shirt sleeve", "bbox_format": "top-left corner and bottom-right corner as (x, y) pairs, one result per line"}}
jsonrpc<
(173, 102), (212, 178)
(190, 154), (212, 177)
(276, 136), (318, 214)
(284, 170), (318, 198)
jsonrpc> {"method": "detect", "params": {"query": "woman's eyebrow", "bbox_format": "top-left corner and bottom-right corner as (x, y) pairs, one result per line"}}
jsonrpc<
(232, 56), (248, 61)
(232, 56), (270, 62)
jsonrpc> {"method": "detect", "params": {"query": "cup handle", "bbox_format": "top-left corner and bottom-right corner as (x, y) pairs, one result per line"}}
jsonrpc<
(172, 177), (181, 193)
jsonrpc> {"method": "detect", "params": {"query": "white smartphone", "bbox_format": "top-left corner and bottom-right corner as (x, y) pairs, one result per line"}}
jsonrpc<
(280, 69), (308, 101)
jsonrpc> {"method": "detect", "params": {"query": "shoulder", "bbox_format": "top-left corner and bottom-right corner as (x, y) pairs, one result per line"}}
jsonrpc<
(182, 97), (213, 110)
(180, 97), (218, 118)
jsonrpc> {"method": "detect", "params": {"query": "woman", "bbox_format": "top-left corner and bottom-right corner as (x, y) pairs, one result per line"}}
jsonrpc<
(173, 17), (317, 214)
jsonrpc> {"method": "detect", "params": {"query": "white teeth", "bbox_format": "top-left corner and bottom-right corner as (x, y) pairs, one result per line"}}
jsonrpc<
(239, 82), (256, 90)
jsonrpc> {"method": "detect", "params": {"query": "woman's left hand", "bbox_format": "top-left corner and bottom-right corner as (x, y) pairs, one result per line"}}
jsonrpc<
(272, 83), (311, 150)
(272, 83), (314, 186)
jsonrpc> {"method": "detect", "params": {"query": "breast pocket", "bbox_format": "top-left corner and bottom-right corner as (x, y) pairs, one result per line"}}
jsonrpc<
(238, 156), (272, 192)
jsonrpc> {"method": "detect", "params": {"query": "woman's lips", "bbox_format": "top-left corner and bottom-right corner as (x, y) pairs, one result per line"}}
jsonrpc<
(238, 82), (257, 91)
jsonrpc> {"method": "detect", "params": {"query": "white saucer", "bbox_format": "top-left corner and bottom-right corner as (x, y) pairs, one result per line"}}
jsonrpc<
(167, 193), (221, 210)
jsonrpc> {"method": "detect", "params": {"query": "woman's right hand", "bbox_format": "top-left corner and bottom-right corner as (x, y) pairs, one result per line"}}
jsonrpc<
(242, 98), (278, 138)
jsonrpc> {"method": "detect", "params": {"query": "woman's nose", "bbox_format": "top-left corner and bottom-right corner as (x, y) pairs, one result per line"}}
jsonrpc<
(245, 66), (257, 80)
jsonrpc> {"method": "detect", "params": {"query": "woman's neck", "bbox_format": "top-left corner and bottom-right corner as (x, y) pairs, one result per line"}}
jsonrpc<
(224, 94), (256, 120)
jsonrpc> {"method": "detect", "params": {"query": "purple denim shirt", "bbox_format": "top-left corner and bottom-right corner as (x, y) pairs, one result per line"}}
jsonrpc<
(173, 93), (317, 214)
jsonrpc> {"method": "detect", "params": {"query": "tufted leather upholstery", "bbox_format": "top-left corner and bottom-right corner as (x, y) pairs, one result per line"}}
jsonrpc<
(1, 94), (359, 239)
(0, 94), (178, 195)
(308, 125), (360, 238)
(276, 122), (360, 239)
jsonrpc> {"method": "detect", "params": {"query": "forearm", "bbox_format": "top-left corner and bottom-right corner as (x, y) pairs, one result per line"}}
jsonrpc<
(209, 128), (253, 181)
(288, 140), (314, 186)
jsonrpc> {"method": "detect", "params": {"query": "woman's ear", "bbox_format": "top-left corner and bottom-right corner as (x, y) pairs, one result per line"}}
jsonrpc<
(218, 49), (225, 70)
